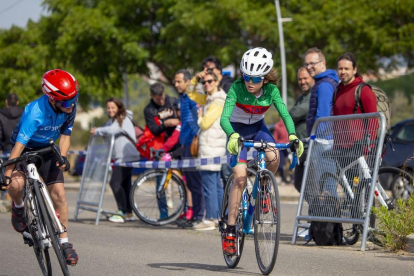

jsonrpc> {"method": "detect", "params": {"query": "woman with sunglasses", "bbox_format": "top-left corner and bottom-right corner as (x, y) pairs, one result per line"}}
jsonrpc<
(194, 72), (227, 231)
(3, 69), (80, 265)
(91, 98), (140, 223)
(219, 48), (304, 256)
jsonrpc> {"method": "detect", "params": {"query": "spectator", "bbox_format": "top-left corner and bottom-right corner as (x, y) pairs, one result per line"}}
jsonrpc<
(290, 67), (314, 193)
(0, 93), (23, 152)
(273, 119), (289, 184)
(0, 93), (22, 200)
(91, 98), (140, 223)
(194, 72), (227, 230)
(174, 69), (205, 228)
(304, 47), (339, 197)
(333, 52), (378, 142)
(143, 83), (179, 219)
(304, 47), (339, 136)
(191, 56), (234, 186)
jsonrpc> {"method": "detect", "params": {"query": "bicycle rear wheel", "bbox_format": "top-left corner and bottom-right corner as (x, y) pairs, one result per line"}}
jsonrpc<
(34, 182), (70, 276)
(130, 170), (186, 226)
(25, 186), (52, 276)
(254, 170), (280, 275)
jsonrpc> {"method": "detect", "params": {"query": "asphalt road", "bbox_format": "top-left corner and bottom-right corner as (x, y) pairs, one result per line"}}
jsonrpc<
(1, 191), (414, 276)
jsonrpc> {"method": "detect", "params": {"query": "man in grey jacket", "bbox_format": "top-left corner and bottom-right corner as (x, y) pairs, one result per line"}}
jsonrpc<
(290, 67), (314, 193)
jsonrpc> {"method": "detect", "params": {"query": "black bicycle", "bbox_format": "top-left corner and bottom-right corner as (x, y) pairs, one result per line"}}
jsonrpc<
(0, 141), (71, 276)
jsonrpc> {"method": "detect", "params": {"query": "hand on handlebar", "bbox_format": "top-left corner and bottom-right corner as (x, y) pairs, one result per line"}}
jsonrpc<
(56, 156), (71, 172)
(0, 174), (11, 190)
(289, 134), (304, 158)
(227, 133), (240, 155)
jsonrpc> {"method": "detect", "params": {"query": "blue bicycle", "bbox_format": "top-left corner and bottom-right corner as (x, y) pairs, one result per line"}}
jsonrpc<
(219, 137), (298, 275)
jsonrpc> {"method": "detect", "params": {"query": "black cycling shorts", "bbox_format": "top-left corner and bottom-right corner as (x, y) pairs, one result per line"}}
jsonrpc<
(13, 149), (64, 186)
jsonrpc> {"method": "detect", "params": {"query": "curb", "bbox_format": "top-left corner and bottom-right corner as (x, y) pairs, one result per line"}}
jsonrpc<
(405, 234), (414, 253)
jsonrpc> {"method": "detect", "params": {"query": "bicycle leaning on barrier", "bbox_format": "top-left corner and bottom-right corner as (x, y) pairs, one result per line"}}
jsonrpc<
(0, 141), (72, 276)
(317, 134), (414, 245)
(129, 148), (186, 226)
(219, 137), (299, 275)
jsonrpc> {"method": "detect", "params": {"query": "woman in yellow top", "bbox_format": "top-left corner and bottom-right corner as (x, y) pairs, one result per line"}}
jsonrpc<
(194, 72), (227, 231)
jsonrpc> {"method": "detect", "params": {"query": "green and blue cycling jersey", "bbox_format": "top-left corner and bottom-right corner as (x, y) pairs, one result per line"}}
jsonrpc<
(10, 95), (76, 149)
(220, 79), (296, 137)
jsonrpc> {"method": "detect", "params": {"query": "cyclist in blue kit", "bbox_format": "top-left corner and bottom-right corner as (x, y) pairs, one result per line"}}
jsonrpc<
(1, 69), (79, 265)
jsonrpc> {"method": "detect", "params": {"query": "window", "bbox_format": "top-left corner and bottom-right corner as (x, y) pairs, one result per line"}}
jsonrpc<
(396, 124), (414, 143)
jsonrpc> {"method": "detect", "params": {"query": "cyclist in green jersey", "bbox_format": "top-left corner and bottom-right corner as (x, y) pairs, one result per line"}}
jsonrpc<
(220, 47), (304, 255)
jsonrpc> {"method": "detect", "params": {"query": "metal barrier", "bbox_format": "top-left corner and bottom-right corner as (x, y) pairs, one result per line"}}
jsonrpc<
(74, 134), (115, 225)
(291, 113), (386, 251)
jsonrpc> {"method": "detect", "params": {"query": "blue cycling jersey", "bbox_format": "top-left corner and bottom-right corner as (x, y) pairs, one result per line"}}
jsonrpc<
(10, 95), (76, 149)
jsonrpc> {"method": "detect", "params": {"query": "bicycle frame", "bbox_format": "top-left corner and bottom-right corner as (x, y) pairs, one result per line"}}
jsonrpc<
(335, 156), (389, 208)
(25, 163), (66, 236)
(234, 140), (298, 235)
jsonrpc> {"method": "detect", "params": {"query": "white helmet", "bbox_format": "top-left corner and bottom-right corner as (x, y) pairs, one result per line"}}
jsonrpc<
(240, 47), (274, 77)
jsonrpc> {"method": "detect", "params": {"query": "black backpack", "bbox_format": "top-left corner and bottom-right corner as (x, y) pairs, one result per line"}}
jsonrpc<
(308, 192), (343, 246)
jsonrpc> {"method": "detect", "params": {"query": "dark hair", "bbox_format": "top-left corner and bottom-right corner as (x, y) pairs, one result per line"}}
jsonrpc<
(175, 69), (191, 82)
(337, 52), (361, 77)
(150, 82), (164, 96)
(7, 93), (18, 106)
(106, 97), (127, 127)
(201, 56), (223, 72)
(305, 47), (325, 61)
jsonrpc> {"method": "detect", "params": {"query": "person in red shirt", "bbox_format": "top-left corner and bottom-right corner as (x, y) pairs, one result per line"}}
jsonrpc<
(273, 119), (289, 183)
(333, 52), (378, 149)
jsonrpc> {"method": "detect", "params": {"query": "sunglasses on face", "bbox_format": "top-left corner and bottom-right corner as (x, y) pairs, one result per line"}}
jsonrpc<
(56, 94), (79, 108)
(201, 79), (214, 85)
(243, 74), (264, 84)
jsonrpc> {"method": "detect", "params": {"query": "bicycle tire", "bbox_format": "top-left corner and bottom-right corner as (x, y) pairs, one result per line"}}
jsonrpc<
(254, 170), (280, 275)
(25, 186), (52, 276)
(130, 169), (186, 226)
(34, 182), (70, 276)
(379, 166), (414, 201)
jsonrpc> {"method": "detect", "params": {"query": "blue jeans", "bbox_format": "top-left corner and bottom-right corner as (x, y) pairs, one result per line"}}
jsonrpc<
(156, 175), (168, 219)
(200, 170), (223, 220)
(310, 139), (337, 197)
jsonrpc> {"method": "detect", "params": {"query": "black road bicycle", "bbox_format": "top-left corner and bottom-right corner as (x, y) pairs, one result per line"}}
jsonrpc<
(0, 141), (72, 276)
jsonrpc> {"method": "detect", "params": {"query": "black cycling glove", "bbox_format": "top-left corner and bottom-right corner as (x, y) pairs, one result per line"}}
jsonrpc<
(60, 156), (71, 172)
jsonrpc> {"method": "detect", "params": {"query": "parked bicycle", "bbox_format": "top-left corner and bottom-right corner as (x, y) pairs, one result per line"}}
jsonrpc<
(319, 135), (414, 245)
(130, 149), (186, 226)
(219, 137), (299, 275)
(0, 141), (71, 276)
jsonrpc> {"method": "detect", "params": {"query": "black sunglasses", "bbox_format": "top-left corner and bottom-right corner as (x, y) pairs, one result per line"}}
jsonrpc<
(201, 79), (214, 85)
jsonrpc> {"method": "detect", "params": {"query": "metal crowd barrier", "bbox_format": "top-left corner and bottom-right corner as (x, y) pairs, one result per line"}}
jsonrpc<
(74, 134), (115, 225)
(291, 113), (386, 251)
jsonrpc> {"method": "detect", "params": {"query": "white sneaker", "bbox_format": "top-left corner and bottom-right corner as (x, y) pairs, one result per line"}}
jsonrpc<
(193, 220), (215, 231)
(109, 211), (125, 223)
(125, 213), (136, 222)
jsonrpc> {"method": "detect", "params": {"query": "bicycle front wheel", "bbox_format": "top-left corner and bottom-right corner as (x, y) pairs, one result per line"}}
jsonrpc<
(130, 169), (186, 226)
(254, 170), (280, 275)
(34, 182), (70, 276)
(25, 186), (52, 276)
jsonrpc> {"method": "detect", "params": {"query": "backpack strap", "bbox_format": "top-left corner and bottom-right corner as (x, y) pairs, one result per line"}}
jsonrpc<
(353, 83), (371, 114)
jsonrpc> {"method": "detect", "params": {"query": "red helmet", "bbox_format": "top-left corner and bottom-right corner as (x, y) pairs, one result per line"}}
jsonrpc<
(42, 69), (79, 101)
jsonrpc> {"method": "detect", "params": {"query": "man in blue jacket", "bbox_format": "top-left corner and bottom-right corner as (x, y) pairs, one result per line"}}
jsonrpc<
(174, 69), (204, 228)
(304, 48), (339, 198)
(304, 47), (339, 136)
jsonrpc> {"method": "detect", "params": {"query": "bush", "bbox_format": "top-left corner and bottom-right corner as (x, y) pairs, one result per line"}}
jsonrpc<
(372, 196), (414, 252)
